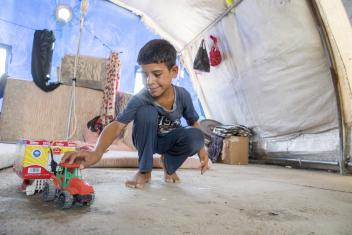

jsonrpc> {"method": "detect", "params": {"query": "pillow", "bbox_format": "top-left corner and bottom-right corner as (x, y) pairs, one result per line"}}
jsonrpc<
(82, 125), (99, 145)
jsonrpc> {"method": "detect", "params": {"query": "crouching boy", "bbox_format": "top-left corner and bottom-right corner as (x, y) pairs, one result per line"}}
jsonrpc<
(62, 39), (209, 189)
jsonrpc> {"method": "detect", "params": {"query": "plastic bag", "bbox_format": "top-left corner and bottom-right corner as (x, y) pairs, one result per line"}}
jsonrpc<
(193, 39), (210, 72)
(209, 35), (222, 66)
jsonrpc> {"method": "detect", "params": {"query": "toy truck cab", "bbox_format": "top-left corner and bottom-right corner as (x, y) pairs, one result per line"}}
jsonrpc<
(43, 162), (95, 209)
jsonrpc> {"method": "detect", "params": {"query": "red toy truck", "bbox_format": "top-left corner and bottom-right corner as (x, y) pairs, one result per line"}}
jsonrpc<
(43, 162), (95, 209)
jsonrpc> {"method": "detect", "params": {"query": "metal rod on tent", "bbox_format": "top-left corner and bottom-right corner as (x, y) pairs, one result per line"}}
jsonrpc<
(263, 158), (339, 166)
(250, 158), (341, 171)
(178, 0), (243, 53)
(66, 0), (88, 139)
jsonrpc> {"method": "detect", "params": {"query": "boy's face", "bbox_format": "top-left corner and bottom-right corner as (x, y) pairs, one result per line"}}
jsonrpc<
(141, 63), (178, 98)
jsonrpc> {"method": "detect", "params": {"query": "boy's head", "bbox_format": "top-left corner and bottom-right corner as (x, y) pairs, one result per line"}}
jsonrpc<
(137, 39), (178, 98)
(137, 39), (176, 70)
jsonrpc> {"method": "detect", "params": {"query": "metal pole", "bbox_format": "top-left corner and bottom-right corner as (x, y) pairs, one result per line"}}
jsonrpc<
(308, 0), (349, 174)
(263, 158), (339, 166)
(66, 0), (88, 139)
(250, 158), (340, 171)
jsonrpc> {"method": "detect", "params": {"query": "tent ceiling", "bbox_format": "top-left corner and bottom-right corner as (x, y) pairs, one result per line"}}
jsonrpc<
(110, 0), (228, 49)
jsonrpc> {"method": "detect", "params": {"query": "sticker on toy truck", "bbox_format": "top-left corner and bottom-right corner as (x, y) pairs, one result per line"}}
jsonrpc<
(28, 167), (41, 174)
(32, 149), (42, 158)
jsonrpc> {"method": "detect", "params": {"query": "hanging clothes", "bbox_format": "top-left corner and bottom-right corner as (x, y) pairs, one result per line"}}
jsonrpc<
(100, 52), (120, 127)
(208, 133), (224, 163)
(31, 29), (60, 92)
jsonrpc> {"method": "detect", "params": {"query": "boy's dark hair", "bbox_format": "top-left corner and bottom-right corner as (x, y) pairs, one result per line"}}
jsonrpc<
(137, 39), (176, 70)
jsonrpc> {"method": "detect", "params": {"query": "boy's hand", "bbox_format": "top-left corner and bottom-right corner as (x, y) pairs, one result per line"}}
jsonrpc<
(61, 150), (101, 169)
(200, 154), (209, 175)
(198, 147), (209, 174)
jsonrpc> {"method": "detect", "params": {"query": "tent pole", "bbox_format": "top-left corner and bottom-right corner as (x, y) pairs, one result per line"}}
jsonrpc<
(308, 0), (349, 174)
(66, 0), (88, 140)
(252, 158), (339, 165)
(250, 158), (341, 171)
(330, 68), (349, 175)
(254, 158), (352, 172)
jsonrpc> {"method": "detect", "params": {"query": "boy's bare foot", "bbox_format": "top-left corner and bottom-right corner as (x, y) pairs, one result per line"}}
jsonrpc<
(164, 172), (180, 183)
(125, 171), (151, 189)
(160, 155), (180, 183)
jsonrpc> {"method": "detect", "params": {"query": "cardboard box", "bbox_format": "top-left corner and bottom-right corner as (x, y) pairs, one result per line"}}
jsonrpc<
(220, 136), (249, 165)
(13, 140), (76, 180)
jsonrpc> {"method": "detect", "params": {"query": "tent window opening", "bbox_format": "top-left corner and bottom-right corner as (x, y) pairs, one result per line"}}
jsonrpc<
(0, 45), (10, 77)
(0, 43), (11, 113)
(133, 66), (144, 94)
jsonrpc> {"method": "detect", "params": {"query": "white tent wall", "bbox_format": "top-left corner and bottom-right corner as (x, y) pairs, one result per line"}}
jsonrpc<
(184, 0), (339, 162)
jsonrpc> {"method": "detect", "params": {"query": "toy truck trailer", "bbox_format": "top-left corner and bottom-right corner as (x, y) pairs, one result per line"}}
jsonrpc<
(13, 140), (76, 195)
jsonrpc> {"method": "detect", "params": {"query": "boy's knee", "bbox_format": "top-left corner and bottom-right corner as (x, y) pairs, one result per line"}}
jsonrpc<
(187, 128), (204, 152)
(135, 105), (158, 122)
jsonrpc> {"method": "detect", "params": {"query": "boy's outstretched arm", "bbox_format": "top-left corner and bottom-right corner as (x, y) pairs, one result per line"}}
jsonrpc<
(62, 121), (127, 168)
(192, 121), (209, 174)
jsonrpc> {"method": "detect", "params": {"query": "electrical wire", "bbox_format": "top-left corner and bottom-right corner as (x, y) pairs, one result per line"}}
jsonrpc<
(0, 16), (117, 54)
(0, 17), (36, 31)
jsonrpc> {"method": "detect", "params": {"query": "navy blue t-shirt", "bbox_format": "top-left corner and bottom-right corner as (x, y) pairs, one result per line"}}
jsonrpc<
(116, 85), (199, 134)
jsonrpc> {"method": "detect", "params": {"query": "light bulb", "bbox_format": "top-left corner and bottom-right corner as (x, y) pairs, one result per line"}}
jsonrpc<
(56, 5), (73, 23)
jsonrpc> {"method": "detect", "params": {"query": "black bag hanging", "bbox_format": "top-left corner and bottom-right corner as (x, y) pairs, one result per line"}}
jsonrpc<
(193, 39), (210, 72)
(31, 29), (60, 92)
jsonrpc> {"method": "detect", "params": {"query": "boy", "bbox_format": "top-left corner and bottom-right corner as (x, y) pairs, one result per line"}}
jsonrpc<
(62, 39), (209, 189)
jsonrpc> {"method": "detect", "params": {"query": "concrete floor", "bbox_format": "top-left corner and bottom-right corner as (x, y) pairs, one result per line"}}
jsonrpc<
(1, 164), (352, 235)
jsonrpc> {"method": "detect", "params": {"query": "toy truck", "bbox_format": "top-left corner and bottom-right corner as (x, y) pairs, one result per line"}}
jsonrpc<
(42, 162), (95, 209)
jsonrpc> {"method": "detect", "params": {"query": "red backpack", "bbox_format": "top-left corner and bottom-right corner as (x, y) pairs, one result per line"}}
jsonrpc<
(209, 35), (222, 66)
